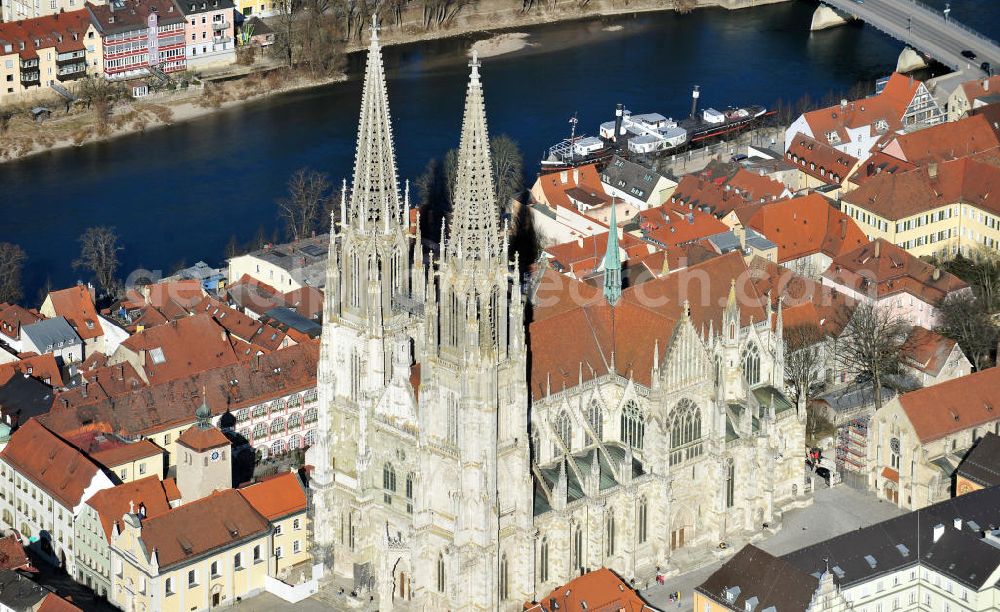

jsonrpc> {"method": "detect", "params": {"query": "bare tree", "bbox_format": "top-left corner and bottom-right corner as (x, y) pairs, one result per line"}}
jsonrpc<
(0, 242), (27, 304)
(270, 0), (297, 67)
(78, 76), (125, 127)
(491, 134), (524, 214)
(74, 226), (123, 297)
(834, 302), (911, 409)
(784, 323), (826, 405)
(278, 168), (332, 240)
(936, 292), (998, 370)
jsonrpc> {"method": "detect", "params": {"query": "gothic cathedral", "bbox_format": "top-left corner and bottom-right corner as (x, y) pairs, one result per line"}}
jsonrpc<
(308, 18), (807, 611)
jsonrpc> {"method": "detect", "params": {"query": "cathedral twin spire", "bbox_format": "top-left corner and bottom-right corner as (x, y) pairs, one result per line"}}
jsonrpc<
(446, 51), (504, 264)
(347, 16), (403, 236)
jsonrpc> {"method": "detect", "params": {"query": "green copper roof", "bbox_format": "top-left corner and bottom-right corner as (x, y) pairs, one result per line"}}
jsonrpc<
(603, 204), (622, 306)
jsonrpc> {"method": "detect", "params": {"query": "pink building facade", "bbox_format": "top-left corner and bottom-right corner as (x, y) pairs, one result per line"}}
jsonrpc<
(87, 0), (187, 80)
(180, 0), (235, 68)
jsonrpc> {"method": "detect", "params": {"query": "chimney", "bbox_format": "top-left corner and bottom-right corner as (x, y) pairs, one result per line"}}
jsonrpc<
(933, 523), (945, 542)
(690, 85), (700, 120)
(954, 517), (963, 530)
(840, 217), (847, 239)
(985, 79), (991, 92)
(933, 267), (941, 281)
(573, 168), (579, 185)
(560, 170), (568, 184)
(614, 103), (624, 140)
(840, 98), (848, 110)
(874, 240), (881, 258)
(928, 162), (938, 179)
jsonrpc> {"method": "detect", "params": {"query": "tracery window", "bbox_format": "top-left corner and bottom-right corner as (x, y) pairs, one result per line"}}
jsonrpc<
(620, 401), (644, 450)
(539, 538), (549, 583)
(499, 553), (509, 601)
(383, 463), (396, 504)
(605, 514), (616, 557)
(554, 410), (572, 454)
(587, 399), (604, 441)
(638, 497), (648, 544)
(742, 343), (761, 386)
(436, 554), (446, 593)
(447, 396), (459, 446)
(669, 399), (703, 466)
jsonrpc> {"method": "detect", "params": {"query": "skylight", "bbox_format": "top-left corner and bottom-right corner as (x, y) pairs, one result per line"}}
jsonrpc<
(149, 347), (166, 365)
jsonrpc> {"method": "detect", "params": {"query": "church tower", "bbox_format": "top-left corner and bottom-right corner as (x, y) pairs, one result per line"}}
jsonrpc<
(413, 52), (534, 610)
(176, 397), (232, 505)
(308, 15), (422, 578)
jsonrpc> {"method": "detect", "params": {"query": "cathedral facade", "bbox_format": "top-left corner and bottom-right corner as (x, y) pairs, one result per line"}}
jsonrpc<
(308, 19), (808, 611)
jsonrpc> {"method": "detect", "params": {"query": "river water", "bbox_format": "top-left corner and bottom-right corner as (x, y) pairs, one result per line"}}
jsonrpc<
(1, 0), (997, 298)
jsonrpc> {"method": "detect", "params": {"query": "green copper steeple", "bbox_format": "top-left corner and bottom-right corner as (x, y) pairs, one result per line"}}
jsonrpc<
(602, 204), (622, 306)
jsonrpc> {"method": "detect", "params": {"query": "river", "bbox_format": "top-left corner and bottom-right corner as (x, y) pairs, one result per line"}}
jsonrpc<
(1, 0), (997, 300)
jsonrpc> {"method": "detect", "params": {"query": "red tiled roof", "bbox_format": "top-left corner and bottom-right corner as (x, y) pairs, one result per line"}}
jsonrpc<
(637, 203), (728, 249)
(878, 114), (1000, 166)
(0, 9), (92, 60)
(237, 472), (307, 520)
(177, 424), (230, 452)
(136, 489), (270, 569)
(545, 231), (648, 277)
(37, 594), (83, 612)
(746, 193), (868, 262)
(881, 466), (899, 483)
(86, 475), (172, 542)
(87, 0), (186, 34)
(903, 326), (959, 376)
(0, 420), (104, 509)
(898, 367), (1000, 443)
(0, 353), (63, 387)
(191, 296), (288, 352)
(823, 239), (968, 304)
(46, 285), (101, 342)
(747, 256), (856, 339)
(283, 286), (323, 320)
(961, 76), (1000, 109)
(670, 166), (787, 217)
(802, 73), (919, 147)
(0, 303), (42, 341)
(0, 534), (31, 571)
(786, 132), (859, 184)
(532, 164), (606, 211)
(526, 568), (653, 612)
(117, 314), (240, 384)
(842, 156), (1000, 220)
(89, 438), (164, 469)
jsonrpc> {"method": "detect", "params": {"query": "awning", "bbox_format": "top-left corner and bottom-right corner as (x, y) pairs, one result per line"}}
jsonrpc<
(881, 466), (899, 483)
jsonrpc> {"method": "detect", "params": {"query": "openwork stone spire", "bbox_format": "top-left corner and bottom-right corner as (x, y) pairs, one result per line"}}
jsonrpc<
(348, 15), (402, 235)
(447, 51), (502, 263)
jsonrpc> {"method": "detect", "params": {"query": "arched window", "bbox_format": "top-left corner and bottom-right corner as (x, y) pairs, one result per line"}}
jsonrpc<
(638, 497), (648, 544)
(587, 399), (604, 442)
(405, 473), (414, 514)
(288, 434), (302, 450)
(287, 412), (302, 430)
(572, 525), (583, 574)
(351, 350), (363, 399)
(499, 553), (509, 601)
(669, 399), (703, 466)
(270, 417), (285, 435)
(383, 463), (396, 504)
(271, 439), (285, 456)
(605, 514), (616, 557)
(447, 396), (459, 446)
(304, 429), (316, 446)
(742, 343), (761, 386)
(303, 407), (318, 424)
(620, 401), (644, 450)
(252, 422), (267, 440)
(554, 410), (572, 454)
(350, 252), (361, 308)
(436, 554), (445, 593)
(726, 460), (736, 508)
(539, 538), (549, 583)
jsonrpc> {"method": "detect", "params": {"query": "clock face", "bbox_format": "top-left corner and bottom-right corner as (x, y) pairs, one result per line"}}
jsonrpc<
(210, 450), (221, 462)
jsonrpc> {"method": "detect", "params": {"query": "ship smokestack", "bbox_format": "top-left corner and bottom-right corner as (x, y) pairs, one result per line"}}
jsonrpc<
(614, 103), (624, 141)
(690, 85), (700, 120)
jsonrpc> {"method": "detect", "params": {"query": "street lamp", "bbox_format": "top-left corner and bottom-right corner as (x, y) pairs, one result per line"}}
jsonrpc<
(943, 2), (950, 22)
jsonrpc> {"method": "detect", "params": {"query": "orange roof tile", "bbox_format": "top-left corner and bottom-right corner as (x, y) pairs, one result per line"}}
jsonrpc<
(117, 314), (240, 384)
(45, 285), (102, 342)
(823, 239), (968, 304)
(879, 114), (1000, 166)
(637, 203), (728, 249)
(0, 420), (104, 509)
(177, 424), (230, 453)
(786, 132), (858, 184)
(0, 353), (63, 388)
(0, 534), (31, 571)
(283, 286), (324, 320)
(545, 232), (648, 276)
(89, 439), (164, 470)
(86, 475), (172, 542)
(37, 594), (83, 612)
(237, 472), (307, 520)
(162, 477), (182, 502)
(961, 76), (1000, 109)
(802, 73), (919, 148)
(746, 193), (868, 262)
(533, 164), (606, 211)
(903, 326), (959, 376)
(136, 489), (270, 569)
(898, 367), (1000, 443)
(0, 9), (92, 61)
(527, 568), (653, 612)
(881, 466), (899, 483)
(0, 303), (42, 342)
(843, 156), (1000, 220)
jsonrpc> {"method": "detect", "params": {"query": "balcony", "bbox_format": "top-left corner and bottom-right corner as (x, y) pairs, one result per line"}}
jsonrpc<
(212, 36), (231, 47)
(20, 58), (38, 69)
(57, 64), (87, 81)
(212, 19), (230, 30)
(56, 51), (86, 64)
(20, 71), (40, 84)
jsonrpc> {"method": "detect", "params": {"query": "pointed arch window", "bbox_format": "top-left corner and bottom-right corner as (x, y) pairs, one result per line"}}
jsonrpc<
(405, 473), (414, 514)
(669, 399), (703, 466)
(539, 537), (549, 583)
(350, 252), (361, 308)
(587, 399), (604, 442)
(605, 514), (616, 557)
(554, 410), (572, 454)
(638, 497), (648, 544)
(383, 463), (396, 504)
(726, 460), (736, 508)
(447, 396), (459, 446)
(350, 350), (363, 400)
(436, 553), (445, 593)
(742, 343), (761, 386)
(571, 525), (583, 574)
(499, 553), (509, 601)
(620, 401), (644, 450)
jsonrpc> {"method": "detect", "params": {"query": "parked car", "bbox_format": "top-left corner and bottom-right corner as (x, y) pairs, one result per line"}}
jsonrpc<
(962, 49), (977, 60)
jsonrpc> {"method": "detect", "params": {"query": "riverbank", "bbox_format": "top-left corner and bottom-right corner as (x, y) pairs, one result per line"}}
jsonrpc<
(0, 0), (788, 164)
(0, 69), (346, 165)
